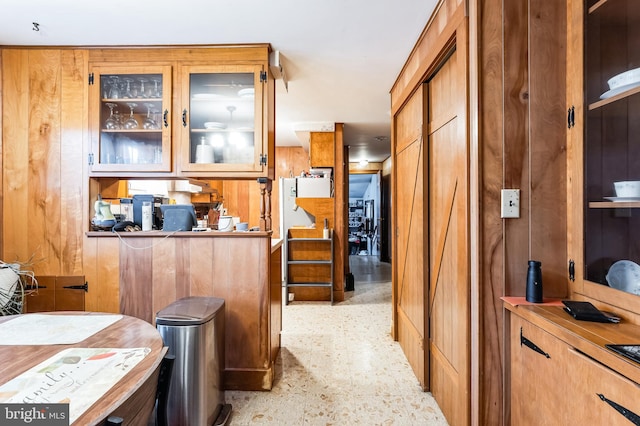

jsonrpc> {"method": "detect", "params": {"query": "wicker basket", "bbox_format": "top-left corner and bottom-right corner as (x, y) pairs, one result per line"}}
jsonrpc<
(0, 263), (37, 316)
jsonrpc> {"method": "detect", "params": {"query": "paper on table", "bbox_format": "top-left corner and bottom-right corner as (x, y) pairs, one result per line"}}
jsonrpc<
(0, 347), (150, 424)
(0, 314), (122, 345)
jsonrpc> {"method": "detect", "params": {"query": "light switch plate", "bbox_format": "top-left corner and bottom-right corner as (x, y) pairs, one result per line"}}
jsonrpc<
(501, 189), (520, 218)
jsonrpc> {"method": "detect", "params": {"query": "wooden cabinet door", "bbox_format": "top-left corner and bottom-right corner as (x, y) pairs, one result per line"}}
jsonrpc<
(309, 132), (335, 168)
(25, 276), (56, 313)
(178, 64), (269, 177)
(566, 348), (640, 425)
(55, 276), (86, 311)
(510, 315), (569, 425)
(88, 65), (173, 174)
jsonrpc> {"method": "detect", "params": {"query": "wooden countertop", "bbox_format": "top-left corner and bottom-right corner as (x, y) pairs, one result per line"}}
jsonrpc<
(87, 230), (273, 237)
(0, 312), (165, 426)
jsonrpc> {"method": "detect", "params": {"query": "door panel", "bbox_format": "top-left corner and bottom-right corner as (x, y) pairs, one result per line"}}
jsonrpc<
(428, 48), (469, 426)
(394, 87), (428, 389)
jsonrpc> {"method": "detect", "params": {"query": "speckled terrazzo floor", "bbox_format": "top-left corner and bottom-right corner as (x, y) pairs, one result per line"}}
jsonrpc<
(225, 256), (449, 425)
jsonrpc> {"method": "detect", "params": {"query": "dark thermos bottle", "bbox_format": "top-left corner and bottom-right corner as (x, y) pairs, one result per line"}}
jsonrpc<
(526, 260), (543, 303)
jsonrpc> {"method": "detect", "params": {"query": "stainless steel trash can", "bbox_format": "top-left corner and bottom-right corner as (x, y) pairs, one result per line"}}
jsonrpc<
(156, 297), (229, 426)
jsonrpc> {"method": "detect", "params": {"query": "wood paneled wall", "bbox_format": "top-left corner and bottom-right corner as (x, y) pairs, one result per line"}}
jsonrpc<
(1, 49), (87, 276)
(476, 0), (568, 424)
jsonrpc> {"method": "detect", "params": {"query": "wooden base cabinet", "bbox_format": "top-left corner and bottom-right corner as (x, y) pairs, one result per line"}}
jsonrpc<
(86, 232), (282, 391)
(508, 304), (640, 425)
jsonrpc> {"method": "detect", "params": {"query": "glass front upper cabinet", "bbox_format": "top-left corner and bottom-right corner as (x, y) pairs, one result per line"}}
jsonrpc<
(178, 65), (265, 174)
(89, 65), (172, 173)
(583, 0), (640, 294)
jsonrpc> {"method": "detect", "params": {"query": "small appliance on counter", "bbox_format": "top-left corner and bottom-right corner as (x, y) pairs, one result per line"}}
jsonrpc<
(160, 204), (198, 231)
(91, 195), (117, 231)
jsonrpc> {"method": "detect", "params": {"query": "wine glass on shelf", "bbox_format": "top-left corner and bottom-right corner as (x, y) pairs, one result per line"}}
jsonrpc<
(107, 76), (121, 99)
(151, 78), (162, 98)
(143, 103), (159, 129)
(138, 78), (149, 98)
(122, 77), (134, 98)
(104, 103), (121, 129)
(123, 103), (139, 129)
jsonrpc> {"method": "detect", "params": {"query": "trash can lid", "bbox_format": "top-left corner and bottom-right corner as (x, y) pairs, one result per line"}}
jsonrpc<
(155, 297), (225, 326)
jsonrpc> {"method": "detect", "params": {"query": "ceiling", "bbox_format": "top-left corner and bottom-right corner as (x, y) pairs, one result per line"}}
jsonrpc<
(0, 0), (438, 163)
(349, 173), (374, 199)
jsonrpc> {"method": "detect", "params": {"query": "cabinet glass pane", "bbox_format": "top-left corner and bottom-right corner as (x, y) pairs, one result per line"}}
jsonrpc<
(99, 73), (164, 165)
(188, 72), (255, 165)
(584, 0), (640, 292)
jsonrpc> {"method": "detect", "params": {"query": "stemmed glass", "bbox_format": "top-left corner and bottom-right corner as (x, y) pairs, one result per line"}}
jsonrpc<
(143, 103), (159, 129)
(138, 78), (149, 98)
(151, 78), (162, 98)
(104, 103), (121, 129)
(123, 103), (139, 129)
(123, 77), (134, 98)
(107, 76), (120, 99)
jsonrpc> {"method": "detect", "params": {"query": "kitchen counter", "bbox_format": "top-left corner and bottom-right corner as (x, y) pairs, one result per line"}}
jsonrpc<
(86, 230), (273, 237)
(83, 232), (282, 391)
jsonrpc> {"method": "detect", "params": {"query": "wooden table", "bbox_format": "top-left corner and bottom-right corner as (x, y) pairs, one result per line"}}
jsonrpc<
(0, 312), (166, 426)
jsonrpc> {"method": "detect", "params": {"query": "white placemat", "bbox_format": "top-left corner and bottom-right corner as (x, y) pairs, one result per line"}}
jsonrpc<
(0, 347), (150, 424)
(0, 314), (122, 345)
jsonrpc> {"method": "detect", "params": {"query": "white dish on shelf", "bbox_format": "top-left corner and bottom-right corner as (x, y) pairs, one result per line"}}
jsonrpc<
(606, 260), (640, 295)
(608, 67), (640, 90)
(603, 196), (640, 202)
(614, 180), (640, 197)
(600, 81), (640, 99)
(204, 122), (227, 129)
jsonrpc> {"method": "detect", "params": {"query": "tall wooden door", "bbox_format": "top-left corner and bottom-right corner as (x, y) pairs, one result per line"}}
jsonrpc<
(394, 86), (429, 388)
(393, 43), (470, 425)
(427, 47), (469, 426)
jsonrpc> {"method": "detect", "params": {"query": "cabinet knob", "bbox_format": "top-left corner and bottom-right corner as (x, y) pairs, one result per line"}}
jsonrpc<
(182, 109), (188, 127)
(163, 109), (169, 128)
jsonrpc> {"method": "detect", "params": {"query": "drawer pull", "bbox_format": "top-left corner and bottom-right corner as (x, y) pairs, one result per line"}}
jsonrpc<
(597, 394), (640, 425)
(520, 327), (550, 358)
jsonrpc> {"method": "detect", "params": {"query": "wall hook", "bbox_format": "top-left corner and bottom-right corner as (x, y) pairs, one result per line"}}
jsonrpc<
(32, 22), (40, 32)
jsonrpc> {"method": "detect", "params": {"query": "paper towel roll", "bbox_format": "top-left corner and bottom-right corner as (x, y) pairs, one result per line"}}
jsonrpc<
(195, 144), (214, 163)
